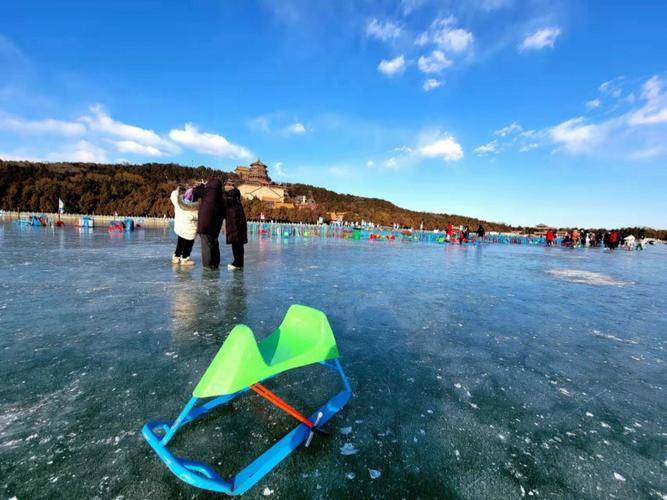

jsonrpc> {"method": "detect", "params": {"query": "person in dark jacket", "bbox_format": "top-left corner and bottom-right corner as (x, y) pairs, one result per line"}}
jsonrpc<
(476, 224), (485, 239)
(197, 179), (225, 269)
(223, 179), (248, 270)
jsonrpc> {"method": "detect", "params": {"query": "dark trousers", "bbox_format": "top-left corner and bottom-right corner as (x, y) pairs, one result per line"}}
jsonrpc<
(200, 234), (220, 269)
(231, 242), (244, 267)
(174, 236), (194, 258)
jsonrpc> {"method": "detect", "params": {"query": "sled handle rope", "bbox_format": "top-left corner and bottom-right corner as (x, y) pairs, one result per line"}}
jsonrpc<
(251, 383), (329, 445)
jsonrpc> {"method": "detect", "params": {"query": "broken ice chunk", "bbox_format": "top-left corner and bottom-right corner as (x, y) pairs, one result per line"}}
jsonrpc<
(340, 443), (358, 456)
(368, 469), (381, 479)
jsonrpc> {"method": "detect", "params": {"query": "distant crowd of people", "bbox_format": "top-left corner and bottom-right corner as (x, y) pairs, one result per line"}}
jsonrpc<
(545, 228), (647, 249)
(170, 178), (248, 270)
(444, 223), (486, 244)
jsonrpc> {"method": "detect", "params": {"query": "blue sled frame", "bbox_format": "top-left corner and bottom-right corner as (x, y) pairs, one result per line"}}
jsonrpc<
(142, 359), (352, 495)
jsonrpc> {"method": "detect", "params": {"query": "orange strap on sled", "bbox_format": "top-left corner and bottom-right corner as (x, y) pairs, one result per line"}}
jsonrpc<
(251, 383), (314, 428)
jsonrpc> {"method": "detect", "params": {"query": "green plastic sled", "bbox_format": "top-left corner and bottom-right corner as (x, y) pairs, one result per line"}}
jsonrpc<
(194, 304), (341, 397)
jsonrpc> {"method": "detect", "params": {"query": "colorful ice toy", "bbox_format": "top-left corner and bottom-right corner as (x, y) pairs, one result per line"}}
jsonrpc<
(142, 304), (352, 495)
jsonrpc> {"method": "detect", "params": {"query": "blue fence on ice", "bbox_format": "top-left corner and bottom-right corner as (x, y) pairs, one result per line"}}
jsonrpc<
(246, 222), (551, 246)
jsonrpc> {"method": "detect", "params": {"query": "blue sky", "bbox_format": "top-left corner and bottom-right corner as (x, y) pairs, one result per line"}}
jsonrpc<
(1, 0), (666, 228)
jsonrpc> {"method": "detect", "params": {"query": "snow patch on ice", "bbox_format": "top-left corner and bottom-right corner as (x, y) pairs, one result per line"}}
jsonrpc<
(546, 269), (629, 286)
(590, 330), (638, 345)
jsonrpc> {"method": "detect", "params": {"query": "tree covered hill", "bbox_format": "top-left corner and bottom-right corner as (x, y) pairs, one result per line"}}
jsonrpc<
(1, 160), (513, 230)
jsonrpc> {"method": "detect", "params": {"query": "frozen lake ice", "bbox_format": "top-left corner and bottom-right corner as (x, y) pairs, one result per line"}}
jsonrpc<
(0, 223), (665, 499)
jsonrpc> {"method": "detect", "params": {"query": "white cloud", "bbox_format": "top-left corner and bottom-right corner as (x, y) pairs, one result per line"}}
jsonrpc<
(418, 133), (464, 162)
(519, 27), (561, 51)
(366, 18), (402, 41)
(474, 139), (499, 155)
(417, 17), (474, 53)
(249, 115), (309, 136)
(285, 122), (307, 135)
(418, 51), (452, 74)
(598, 78), (625, 99)
(627, 75), (667, 126)
(478, 76), (667, 159)
(400, 0), (424, 15)
(1, 140), (108, 163)
(519, 143), (539, 152)
(415, 31), (430, 47)
(1, 103), (265, 162)
(436, 28), (474, 53)
(548, 117), (605, 154)
(80, 105), (175, 152)
(480, 0), (514, 10)
(377, 145), (419, 170)
(627, 146), (666, 160)
(329, 166), (349, 176)
(0, 115), (85, 136)
(169, 123), (252, 159)
(113, 140), (165, 157)
(384, 157), (399, 169)
(423, 78), (443, 92)
(494, 122), (522, 136)
(377, 55), (406, 76)
(249, 115), (270, 133)
(366, 160), (374, 167)
(47, 140), (109, 163)
(0, 151), (43, 162)
(274, 161), (286, 176)
(586, 98), (601, 109)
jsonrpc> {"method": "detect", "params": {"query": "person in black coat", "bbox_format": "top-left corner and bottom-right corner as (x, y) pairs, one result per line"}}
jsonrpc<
(223, 179), (248, 270)
(197, 179), (225, 269)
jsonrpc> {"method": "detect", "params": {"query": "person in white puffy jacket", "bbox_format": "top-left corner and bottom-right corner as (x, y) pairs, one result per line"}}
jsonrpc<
(170, 186), (200, 266)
